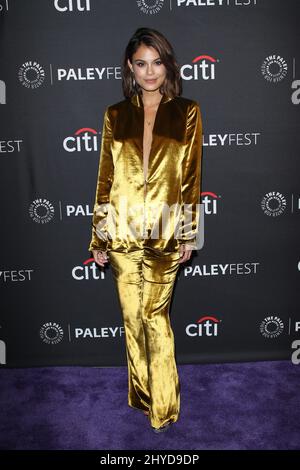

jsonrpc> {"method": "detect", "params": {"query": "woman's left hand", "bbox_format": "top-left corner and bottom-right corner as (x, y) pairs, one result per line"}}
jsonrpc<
(179, 244), (193, 263)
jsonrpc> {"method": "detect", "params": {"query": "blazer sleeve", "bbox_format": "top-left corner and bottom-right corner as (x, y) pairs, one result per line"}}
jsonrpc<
(88, 107), (114, 252)
(178, 101), (202, 249)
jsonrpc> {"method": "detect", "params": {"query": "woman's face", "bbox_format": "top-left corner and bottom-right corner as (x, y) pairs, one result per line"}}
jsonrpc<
(128, 44), (167, 93)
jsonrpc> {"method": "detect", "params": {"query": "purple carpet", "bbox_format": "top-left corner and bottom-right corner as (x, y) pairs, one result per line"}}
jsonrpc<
(0, 360), (299, 450)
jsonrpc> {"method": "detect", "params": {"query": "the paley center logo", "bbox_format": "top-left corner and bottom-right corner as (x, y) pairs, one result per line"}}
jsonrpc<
(40, 322), (64, 345)
(259, 316), (284, 339)
(18, 61), (45, 89)
(186, 315), (221, 337)
(29, 199), (55, 224)
(261, 55), (288, 83)
(261, 191), (287, 217)
(136, 0), (164, 14)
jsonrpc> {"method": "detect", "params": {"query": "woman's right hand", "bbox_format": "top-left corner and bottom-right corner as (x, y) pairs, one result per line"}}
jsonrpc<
(92, 250), (109, 267)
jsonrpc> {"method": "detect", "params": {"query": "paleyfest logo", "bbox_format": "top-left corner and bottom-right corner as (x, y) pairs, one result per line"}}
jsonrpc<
(137, 0), (258, 13)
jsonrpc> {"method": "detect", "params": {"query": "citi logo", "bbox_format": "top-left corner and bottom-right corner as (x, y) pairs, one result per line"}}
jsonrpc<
(186, 315), (221, 337)
(54, 0), (91, 12)
(181, 55), (218, 81)
(63, 128), (99, 152)
(201, 192), (219, 215)
(72, 258), (106, 280)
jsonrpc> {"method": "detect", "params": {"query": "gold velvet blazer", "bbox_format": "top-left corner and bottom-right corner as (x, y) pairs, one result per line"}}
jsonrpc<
(88, 91), (203, 254)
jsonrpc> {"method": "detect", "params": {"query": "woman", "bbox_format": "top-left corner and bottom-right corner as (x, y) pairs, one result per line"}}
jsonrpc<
(88, 27), (203, 433)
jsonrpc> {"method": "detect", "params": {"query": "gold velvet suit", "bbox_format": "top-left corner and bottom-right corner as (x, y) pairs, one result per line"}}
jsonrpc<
(89, 91), (202, 430)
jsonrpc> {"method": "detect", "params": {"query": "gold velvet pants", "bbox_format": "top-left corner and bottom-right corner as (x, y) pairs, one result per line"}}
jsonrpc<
(108, 247), (181, 430)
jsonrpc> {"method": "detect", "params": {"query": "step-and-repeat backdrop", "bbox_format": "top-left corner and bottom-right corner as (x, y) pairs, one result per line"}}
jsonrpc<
(0, 0), (299, 367)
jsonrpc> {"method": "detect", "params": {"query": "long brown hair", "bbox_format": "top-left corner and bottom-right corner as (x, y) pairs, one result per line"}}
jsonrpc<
(122, 27), (182, 99)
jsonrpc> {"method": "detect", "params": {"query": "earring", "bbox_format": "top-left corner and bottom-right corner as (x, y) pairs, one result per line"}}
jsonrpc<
(132, 74), (136, 87)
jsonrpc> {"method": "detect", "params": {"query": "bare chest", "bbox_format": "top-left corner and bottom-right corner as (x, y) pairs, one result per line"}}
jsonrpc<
(143, 106), (159, 181)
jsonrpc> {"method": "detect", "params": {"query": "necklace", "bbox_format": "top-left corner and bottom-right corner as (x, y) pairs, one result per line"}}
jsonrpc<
(143, 96), (162, 126)
(145, 103), (161, 126)
(145, 113), (155, 126)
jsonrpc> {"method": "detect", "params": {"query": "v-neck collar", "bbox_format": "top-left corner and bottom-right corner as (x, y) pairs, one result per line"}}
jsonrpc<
(130, 91), (173, 108)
